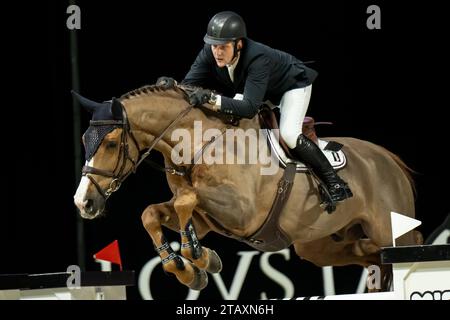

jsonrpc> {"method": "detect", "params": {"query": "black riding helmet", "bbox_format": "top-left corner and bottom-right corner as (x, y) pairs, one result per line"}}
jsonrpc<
(203, 11), (247, 45)
(204, 11), (247, 60)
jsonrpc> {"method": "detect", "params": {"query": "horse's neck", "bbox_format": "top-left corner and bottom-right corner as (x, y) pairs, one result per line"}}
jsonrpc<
(122, 91), (261, 163)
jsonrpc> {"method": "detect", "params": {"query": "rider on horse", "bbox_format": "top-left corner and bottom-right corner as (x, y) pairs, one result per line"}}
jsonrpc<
(158, 11), (352, 210)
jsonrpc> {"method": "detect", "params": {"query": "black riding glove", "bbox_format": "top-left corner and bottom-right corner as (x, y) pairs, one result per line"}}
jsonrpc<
(188, 88), (213, 106)
(156, 76), (177, 89)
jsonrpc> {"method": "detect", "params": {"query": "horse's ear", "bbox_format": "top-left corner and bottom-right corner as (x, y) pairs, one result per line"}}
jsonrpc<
(71, 90), (103, 113)
(111, 98), (124, 120)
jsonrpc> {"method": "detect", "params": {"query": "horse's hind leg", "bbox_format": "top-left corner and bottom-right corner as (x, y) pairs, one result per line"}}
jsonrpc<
(353, 238), (393, 291)
(141, 200), (208, 290)
(294, 237), (392, 291)
(294, 237), (380, 267)
(175, 188), (222, 274)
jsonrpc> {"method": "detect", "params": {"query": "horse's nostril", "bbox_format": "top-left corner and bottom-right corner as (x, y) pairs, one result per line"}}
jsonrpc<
(85, 199), (94, 214)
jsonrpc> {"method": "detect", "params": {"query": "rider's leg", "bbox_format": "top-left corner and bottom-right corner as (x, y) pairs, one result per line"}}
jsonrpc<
(279, 85), (353, 205)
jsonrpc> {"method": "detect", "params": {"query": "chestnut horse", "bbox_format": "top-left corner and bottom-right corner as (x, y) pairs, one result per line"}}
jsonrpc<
(74, 84), (419, 291)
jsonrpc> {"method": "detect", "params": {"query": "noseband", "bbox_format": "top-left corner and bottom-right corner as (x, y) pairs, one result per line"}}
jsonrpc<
(82, 103), (194, 200)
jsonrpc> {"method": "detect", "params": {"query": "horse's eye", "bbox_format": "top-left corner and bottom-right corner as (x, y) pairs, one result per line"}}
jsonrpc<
(106, 141), (117, 149)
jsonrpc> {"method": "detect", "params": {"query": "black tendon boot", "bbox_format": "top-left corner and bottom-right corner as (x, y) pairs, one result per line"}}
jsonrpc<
(290, 134), (353, 212)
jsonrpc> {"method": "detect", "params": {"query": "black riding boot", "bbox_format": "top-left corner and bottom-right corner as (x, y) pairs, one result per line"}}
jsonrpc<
(290, 134), (353, 207)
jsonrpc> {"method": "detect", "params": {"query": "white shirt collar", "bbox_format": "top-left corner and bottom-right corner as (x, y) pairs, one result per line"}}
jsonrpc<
(226, 54), (240, 82)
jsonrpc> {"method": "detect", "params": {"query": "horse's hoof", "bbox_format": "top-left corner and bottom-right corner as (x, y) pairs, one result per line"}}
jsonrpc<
(188, 264), (208, 291)
(206, 249), (223, 273)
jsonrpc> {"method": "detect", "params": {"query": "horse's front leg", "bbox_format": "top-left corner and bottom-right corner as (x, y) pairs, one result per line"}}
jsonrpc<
(141, 201), (208, 290)
(175, 188), (222, 274)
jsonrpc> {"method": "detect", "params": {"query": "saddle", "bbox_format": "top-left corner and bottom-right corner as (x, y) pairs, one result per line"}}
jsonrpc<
(259, 106), (318, 155)
(258, 106), (347, 172)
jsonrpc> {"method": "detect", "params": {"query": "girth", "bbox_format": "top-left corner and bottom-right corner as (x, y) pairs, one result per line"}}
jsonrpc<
(204, 162), (296, 252)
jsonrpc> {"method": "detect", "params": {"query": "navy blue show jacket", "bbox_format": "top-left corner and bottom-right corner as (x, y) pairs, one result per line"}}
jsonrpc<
(182, 39), (318, 118)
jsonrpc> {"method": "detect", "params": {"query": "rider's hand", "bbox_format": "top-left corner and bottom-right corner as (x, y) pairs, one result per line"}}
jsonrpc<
(156, 76), (177, 89)
(189, 88), (213, 106)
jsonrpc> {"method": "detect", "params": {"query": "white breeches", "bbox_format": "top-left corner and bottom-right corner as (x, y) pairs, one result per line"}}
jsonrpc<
(279, 85), (312, 148)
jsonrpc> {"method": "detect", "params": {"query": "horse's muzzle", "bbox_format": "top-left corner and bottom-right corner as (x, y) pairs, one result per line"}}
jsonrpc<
(75, 197), (105, 219)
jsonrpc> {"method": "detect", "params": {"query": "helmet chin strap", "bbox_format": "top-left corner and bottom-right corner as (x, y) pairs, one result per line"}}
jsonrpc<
(232, 40), (241, 61)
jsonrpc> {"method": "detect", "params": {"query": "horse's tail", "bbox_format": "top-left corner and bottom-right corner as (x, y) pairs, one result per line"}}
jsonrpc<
(381, 147), (417, 197)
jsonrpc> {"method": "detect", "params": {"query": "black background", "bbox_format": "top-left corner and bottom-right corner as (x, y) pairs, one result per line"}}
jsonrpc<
(3, 0), (449, 300)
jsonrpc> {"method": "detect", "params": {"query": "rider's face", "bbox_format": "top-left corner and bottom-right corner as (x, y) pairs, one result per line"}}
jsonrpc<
(211, 41), (241, 67)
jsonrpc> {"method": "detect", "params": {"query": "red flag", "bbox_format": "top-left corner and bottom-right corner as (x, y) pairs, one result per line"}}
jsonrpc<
(93, 240), (123, 271)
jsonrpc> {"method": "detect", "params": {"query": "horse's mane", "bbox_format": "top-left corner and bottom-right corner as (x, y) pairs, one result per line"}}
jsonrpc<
(120, 84), (188, 101)
(119, 84), (239, 125)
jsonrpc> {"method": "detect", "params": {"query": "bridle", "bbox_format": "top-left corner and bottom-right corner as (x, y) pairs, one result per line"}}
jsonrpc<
(82, 103), (194, 200)
(82, 115), (139, 200)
